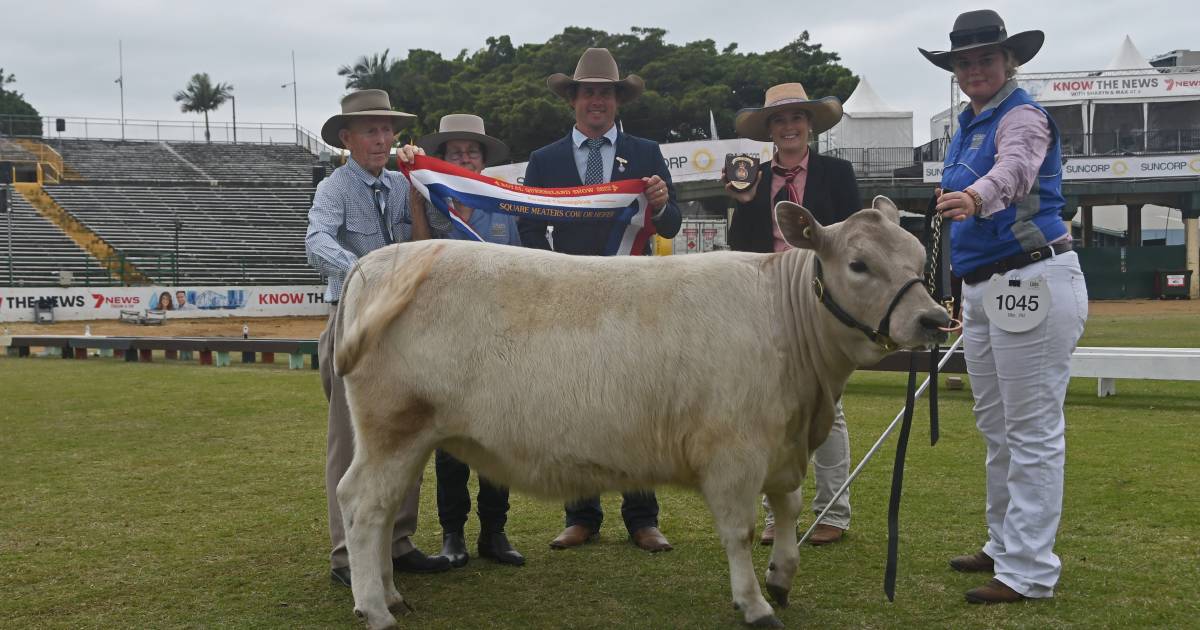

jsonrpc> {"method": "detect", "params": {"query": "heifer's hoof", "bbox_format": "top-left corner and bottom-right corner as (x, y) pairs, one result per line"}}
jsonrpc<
(766, 583), (790, 608)
(353, 608), (398, 630)
(748, 613), (785, 628)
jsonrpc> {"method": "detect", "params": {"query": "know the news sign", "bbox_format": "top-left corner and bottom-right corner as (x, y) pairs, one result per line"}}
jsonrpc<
(1020, 71), (1200, 101)
(924, 154), (1200, 182)
(0, 285), (330, 322)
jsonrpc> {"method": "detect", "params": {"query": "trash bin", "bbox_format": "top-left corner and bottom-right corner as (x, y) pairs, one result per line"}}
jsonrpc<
(1154, 269), (1192, 299)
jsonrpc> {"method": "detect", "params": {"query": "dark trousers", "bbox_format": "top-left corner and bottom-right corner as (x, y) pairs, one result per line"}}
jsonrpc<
(565, 491), (659, 535)
(435, 449), (510, 534)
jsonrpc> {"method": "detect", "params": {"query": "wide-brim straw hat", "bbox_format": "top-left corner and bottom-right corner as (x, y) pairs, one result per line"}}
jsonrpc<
(547, 47), (645, 104)
(320, 89), (416, 149)
(919, 9), (1044, 72)
(734, 83), (843, 141)
(416, 114), (509, 166)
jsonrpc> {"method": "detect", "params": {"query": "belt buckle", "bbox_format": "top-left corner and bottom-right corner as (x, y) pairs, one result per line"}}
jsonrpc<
(1030, 249), (1043, 262)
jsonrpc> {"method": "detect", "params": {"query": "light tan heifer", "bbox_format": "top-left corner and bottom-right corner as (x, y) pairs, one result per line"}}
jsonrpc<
(333, 198), (949, 628)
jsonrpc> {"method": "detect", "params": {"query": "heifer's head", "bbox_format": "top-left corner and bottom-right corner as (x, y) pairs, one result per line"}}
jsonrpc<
(775, 196), (950, 361)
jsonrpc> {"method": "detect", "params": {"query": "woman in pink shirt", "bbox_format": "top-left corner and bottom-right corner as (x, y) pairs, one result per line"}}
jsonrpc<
(723, 82), (862, 547)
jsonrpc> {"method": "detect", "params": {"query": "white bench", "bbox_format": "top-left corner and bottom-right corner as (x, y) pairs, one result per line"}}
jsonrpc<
(1070, 347), (1200, 397)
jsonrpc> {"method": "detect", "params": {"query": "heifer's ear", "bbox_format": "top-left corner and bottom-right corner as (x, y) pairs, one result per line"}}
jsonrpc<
(774, 201), (824, 250)
(871, 195), (901, 225)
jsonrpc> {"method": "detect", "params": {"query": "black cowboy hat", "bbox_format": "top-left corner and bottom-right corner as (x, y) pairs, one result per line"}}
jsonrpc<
(919, 10), (1044, 72)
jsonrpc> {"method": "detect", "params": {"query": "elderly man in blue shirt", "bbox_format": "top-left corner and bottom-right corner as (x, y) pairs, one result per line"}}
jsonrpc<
(305, 89), (453, 587)
(414, 114), (524, 568)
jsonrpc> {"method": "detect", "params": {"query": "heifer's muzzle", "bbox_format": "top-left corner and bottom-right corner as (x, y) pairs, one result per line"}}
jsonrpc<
(811, 258), (926, 352)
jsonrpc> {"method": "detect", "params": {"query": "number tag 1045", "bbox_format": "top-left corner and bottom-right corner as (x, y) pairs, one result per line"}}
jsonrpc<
(982, 274), (1051, 333)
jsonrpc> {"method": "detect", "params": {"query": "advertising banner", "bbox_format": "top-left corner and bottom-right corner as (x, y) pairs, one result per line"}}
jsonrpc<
(0, 285), (330, 322)
(923, 154), (1200, 182)
(1020, 72), (1200, 102)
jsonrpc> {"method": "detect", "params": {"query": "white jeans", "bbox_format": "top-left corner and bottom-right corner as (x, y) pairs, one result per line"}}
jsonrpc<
(961, 250), (1087, 598)
(764, 399), (851, 529)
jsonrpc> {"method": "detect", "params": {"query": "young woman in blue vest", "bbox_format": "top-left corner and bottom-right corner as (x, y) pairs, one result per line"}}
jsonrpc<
(921, 10), (1088, 604)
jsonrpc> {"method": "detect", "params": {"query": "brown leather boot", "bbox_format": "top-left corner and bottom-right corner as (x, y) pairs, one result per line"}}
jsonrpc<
(949, 550), (994, 573)
(630, 526), (673, 552)
(759, 523), (775, 546)
(965, 579), (1026, 604)
(807, 524), (845, 546)
(549, 524), (597, 549)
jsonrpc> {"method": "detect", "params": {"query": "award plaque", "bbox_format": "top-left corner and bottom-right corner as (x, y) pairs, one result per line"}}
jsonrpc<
(725, 153), (759, 190)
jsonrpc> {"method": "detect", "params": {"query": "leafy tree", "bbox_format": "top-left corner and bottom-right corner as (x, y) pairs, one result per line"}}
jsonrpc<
(0, 68), (42, 137)
(173, 73), (233, 143)
(338, 27), (858, 161)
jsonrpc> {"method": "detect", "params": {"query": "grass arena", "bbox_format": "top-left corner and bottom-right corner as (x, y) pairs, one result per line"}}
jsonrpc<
(2, 300), (1196, 629)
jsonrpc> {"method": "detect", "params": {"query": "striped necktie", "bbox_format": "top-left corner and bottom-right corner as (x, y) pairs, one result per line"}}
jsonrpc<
(583, 137), (607, 185)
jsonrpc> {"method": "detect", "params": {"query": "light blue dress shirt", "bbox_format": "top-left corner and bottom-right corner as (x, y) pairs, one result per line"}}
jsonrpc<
(571, 124), (619, 184)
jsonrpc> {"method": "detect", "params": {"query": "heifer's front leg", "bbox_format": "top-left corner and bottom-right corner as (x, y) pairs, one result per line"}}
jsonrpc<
(338, 449), (423, 629)
(701, 470), (782, 627)
(763, 489), (802, 608)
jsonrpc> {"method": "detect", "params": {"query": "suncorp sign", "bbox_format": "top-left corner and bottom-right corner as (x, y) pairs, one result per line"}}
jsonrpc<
(924, 154), (1200, 182)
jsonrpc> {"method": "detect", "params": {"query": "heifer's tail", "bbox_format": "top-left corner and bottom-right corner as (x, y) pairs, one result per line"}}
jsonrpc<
(334, 242), (444, 376)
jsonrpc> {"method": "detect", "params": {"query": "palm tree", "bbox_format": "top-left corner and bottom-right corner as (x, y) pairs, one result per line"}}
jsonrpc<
(337, 50), (393, 90)
(174, 73), (233, 143)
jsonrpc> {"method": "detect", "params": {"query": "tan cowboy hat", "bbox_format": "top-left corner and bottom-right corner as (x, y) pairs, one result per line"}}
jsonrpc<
(919, 10), (1044, 72)
(320, 89), (416, 149)
(417, 114), (509, 166)
(546, 47), (645, 104)
(734, 83), (843, 141)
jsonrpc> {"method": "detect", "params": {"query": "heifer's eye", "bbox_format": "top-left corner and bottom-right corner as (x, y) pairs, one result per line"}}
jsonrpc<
(850, 260), (869, 273)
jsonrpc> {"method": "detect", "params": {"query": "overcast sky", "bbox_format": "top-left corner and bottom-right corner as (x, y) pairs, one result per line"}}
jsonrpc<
(2, 0), (1194, 147)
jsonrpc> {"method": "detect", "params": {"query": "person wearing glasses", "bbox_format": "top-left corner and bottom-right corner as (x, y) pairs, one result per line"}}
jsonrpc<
(413, 114), (525, 568)
(920, 10), (1087, 604)
(418, 114), (521, 246)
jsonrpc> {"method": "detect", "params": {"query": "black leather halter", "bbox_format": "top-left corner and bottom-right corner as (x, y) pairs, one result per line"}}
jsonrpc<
(810, 257), (926, 353)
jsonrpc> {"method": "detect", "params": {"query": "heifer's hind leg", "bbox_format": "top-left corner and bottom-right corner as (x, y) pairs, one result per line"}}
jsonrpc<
(701, 464), (781, 627)
(763, 489), (802, 608)
(338, 445), (427, 629)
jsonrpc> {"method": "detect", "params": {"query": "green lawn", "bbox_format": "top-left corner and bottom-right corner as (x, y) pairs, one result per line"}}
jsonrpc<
(1, 335), (1197, 628)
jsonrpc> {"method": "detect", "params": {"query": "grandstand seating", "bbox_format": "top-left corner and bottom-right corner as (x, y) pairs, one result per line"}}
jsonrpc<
(1, 137), (328, 287)
(54, 139), (317, 185)
(44, 185), (321, 285)
(1, 192), (115, 287)
(169, 142), (316, 184)
(0, 137), (38, 162)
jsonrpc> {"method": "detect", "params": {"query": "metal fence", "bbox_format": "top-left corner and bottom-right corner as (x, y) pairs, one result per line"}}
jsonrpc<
(824, 147), (921, 178)
(0, 114), (336, 156)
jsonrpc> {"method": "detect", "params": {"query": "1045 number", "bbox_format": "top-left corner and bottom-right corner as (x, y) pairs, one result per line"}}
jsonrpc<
(995, 293), (1039, 311)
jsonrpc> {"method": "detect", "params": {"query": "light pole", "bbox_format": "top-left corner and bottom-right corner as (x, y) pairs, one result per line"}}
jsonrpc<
(230, 93), (237, 143)
(281, 50), (299, 143)
(115, 40), (125, 140)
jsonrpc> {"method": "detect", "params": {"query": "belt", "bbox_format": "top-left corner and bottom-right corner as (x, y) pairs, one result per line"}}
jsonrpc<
(961, 241), (1073, 285)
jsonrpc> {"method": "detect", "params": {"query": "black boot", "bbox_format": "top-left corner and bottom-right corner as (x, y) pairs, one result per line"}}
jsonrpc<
(438, 531), (470, 568)
(478, 531), (525, 566)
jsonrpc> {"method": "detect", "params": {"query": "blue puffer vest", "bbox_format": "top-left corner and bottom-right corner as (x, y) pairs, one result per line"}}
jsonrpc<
(941, 81), (1066, 275)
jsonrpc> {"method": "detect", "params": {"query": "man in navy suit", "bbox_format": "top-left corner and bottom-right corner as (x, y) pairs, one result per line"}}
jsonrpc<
(519, 47), (680, 552)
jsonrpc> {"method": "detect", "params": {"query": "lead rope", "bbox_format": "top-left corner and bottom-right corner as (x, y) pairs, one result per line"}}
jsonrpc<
(883, 202), (958, 602)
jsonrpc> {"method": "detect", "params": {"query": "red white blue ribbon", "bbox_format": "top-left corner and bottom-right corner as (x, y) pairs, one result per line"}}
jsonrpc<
(400, 155), (655, 256)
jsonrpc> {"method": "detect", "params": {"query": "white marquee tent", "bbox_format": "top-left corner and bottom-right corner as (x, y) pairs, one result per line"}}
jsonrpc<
(824, 77), (912, 150)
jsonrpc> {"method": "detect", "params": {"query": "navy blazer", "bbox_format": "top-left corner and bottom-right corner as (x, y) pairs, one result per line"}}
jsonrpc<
(519, 130), (682, 255)
(727, 153), (862, 253)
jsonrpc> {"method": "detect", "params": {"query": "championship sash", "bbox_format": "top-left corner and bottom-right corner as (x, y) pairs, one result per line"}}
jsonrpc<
(400, 155), (655, 256)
